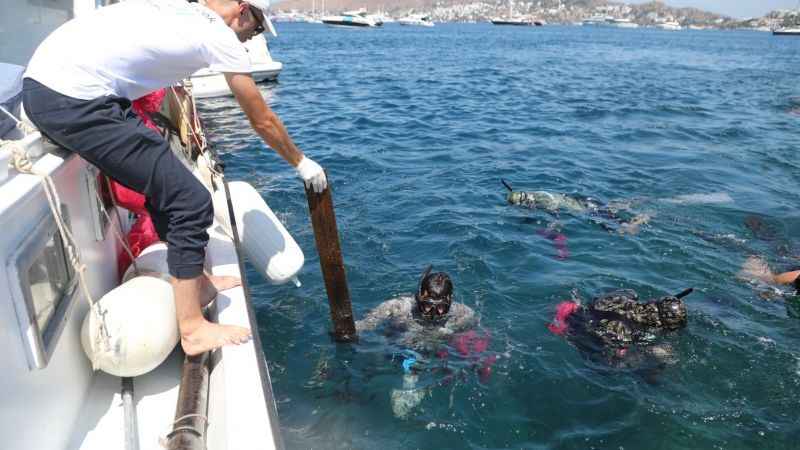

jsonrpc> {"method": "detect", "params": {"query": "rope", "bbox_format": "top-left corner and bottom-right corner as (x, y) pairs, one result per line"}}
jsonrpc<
(0, 103), (36, 134)
(4, 135), (112, 369)
(170, 85), (207, 153)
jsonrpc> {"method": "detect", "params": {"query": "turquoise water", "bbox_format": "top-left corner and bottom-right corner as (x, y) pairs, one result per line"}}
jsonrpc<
(199, 24), (800, 449)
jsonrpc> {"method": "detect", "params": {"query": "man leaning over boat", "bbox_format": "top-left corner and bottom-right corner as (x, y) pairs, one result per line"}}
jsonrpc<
(21, 0), (327, 355)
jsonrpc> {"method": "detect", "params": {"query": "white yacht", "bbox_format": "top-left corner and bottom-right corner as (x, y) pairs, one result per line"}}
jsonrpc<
(773, 27), (800, 35)
(0, 1), (300, 449)
(322, 9), (383, 27)
(609, 18), (639, 28)
(398, 14), (434, 27)
(191, 34), (283, 99)
(657, 20), (682, 30)
(582, 15), (611, 26)
(491, 16), (541, 26)
(491, 1), (541, 26)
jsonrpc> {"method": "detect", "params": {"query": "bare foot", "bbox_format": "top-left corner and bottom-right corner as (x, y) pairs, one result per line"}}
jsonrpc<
(738, 256), (774, 283)
(199, 274), (241, 307)
(180, 319), (251, 356)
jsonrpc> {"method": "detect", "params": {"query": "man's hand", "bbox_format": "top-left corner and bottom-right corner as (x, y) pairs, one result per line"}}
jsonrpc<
(296, 156), (327, 193)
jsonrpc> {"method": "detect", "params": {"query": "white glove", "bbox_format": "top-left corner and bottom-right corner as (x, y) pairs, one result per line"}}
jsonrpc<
(295, 156), (327, 193)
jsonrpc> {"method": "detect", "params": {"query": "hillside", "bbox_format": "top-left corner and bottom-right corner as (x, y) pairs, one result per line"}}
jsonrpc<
(271, 0), (732, 24)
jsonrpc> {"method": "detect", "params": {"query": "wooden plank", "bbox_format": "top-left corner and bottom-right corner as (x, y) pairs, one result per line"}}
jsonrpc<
(304, 179), (357, 342)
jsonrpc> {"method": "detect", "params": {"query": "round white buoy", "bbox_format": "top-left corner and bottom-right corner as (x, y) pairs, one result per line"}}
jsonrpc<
(81, 276), (179, 377)
(212, 181), (304, 285)
(122, 242), (169, 283)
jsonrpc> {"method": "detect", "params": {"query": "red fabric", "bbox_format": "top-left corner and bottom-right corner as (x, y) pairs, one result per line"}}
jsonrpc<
(131, 89), (167, 131)
(110, 182), (148, 215)
(547, 301), (580, 336)
(116, 214), (161, 278)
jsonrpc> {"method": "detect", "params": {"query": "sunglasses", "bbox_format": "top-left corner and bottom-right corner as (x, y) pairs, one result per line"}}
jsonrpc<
(247, 4), (265, 35)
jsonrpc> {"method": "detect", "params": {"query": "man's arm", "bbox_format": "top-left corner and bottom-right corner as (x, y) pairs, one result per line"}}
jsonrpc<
(225, 72), (326, 192)
(355, 299), (407, 333)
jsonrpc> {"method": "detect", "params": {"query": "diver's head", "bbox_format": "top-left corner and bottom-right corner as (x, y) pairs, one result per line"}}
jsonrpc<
(656, 296), (688, 330)
(503, 179), (525, 206)
(508, 191), (526, 205)
(415, 266), (453, 322)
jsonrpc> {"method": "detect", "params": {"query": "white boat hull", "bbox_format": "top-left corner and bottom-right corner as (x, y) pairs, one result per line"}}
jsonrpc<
(191, 61), (283, 99)
(191, 34), (283, 99)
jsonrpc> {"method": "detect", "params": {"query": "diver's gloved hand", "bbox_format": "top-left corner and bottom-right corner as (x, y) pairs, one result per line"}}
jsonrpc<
(295, 156), (327, 193)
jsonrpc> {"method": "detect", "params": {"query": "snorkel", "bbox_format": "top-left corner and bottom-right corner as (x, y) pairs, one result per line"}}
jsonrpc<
(655, 288), (692, 330)
(502, 179), (525, 205)
(415, 265), (453, 323)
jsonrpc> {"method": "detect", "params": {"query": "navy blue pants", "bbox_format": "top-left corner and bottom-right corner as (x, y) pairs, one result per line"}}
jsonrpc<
(22, 78), (211, 279)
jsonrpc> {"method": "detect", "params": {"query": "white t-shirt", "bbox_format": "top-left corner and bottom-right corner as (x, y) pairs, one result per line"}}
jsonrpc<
(25, 0), (251, 100)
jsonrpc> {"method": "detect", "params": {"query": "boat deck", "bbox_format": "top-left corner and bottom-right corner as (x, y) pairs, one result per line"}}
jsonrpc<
(68, 349), (182, 450)
(67, 225), (279, 450)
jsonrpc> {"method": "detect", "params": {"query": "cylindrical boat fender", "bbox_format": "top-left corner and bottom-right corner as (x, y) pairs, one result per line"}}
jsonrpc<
(81, 276), (179, 377)
(122, 242), (169, 283)
(212, 181), (304, 285)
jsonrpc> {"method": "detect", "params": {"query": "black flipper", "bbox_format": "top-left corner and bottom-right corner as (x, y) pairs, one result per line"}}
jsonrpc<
(674, 288), (694, 299)
(501, 179), (514, 192)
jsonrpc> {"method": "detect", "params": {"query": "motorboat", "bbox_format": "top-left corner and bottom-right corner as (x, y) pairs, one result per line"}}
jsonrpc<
(491, 16), (541, 26)
(0, 1), (301, 449)
(773, 27), (800, 35)
(322, 9), (383, 27)
(191, 34), (283, 99)
(609, 18), (639, 28)
(398, 14), (434, 27)
(657, 20), (682, 30)
(491, 1), (541, 26)
(582, 15), (611, 26)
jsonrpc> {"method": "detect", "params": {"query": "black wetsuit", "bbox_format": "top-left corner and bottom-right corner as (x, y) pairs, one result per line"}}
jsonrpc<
(564, 290), (685, 372)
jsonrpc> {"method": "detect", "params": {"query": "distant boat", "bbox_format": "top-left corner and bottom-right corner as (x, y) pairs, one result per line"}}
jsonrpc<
(582, 15), (610, 26)
(398, 14), (434, 27)
(491, 18), (538, 26)
(773, 27), (800, 35)
(657, 20), (682, 31)
(191, 34), (282, 99)
(491, 1), (542, 26)
(322, 9), (382, 27)
(609, 18), (639, 28)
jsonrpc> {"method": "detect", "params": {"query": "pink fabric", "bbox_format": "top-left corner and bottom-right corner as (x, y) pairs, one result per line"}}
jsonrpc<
(537, 229), (570, 260)
(450, 329), (496, 384)
(547, 301), (579, 336)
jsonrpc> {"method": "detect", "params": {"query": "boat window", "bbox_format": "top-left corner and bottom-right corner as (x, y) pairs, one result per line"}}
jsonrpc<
(27, 231), (74, 333)
(10, 210), (79, 370)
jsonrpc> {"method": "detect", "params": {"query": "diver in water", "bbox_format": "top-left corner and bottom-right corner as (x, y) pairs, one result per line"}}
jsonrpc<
(549, 288), (691, 379)
(356, 266), (489, 418)
(712, 215), (800, 305)
(502, 180), (650, 235)
(356, 266), (476, 348)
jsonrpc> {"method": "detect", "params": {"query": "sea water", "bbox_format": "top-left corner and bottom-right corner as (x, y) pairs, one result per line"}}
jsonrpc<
(198, 23), (800, 450)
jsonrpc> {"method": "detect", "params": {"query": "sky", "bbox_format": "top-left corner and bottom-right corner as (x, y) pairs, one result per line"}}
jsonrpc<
(627, 0), (798, 18)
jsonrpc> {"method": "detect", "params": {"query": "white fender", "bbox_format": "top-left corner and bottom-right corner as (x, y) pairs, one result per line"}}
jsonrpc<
(213, 181), (304, 285)
(122, 242), (169, 283)
(81, 276), (178, 377)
